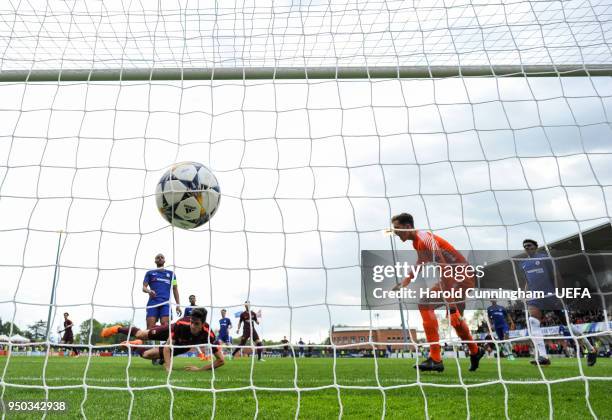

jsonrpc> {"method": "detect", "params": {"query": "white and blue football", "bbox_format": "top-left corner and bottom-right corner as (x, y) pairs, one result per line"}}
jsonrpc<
(155, 162), (221, 229)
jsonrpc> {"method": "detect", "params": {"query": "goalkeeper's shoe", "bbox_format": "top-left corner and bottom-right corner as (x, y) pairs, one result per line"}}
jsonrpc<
(101, 325), (121, 338)
(469, 348), (485, 372)
(587, 352), (597, 367)
(414, 358), (444, 372)
(530, 356), (551, 366)
(120, 339), (143, 347)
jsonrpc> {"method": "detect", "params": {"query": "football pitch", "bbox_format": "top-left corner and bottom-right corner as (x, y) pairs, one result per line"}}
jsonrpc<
(1, 356), (611, 419)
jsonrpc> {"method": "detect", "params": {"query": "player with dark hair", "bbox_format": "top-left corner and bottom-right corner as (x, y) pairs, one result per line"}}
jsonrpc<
(218, 309), (232, 345)
(390, 213), (484, 372)
(143, 253), (182, 329)
(231, 302), (264, 361)
(520, 239), (597, 366)
(184, 295), (197, 317)
(281, 336), (290, 357)
(59, 312), (79, 357)
(487, 300), (515, 359)
(101, 308), (224, 372)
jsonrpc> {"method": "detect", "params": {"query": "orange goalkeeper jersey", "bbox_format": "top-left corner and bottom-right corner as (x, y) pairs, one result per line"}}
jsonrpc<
(405, 230), (474, 288)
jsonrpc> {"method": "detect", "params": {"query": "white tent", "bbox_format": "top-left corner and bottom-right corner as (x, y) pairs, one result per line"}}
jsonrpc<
(9, 334), (29, 343)
(0, 334), (9, 342)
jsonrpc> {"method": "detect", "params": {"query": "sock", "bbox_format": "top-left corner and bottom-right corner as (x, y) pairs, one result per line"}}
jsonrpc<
(118, 326), (140, 337)
(450, 311), (478, 356)
(419, 307), (441, 362)
(529, 317), (547, 358)
(571, 325), (594, 352)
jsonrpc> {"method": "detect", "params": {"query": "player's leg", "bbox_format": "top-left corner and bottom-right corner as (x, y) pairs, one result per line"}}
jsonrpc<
(159, 304), (170, 325)
(232, 336), (248, 357)
(146, 303), (161, 329)
(140, 347), (161, 360)
(252, 330), (264, 361)
(218, 334), (232, 359)
(416, 304), (444, 372)
(527, 305), (550, 365)
(449, 305), (484, 371)
(559, 310), (597, 366)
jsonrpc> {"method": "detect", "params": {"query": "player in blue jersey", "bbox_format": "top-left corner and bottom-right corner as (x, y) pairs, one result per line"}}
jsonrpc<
(218, 309), (232, 345)
(520, 239), (596, 366)
(143, 253), (182, 329)
(487, 300), (515, 359)
(184, 295), (197, 317)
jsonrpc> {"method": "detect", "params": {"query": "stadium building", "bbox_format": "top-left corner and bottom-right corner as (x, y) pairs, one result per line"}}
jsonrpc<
(330, 326), (418, 351)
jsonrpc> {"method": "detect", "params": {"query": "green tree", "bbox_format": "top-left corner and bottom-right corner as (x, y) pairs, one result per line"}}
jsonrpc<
(79, 318), (103, 344)
(27, 320), (47, 341)
(0, 321), (22, 336)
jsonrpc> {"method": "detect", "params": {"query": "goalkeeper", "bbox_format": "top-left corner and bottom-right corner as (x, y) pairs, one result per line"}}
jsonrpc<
(390, 213), (484, 372)
(101, 308), (224, 372)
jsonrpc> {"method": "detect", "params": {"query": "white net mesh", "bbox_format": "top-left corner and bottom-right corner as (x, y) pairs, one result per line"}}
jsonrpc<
(0, 0), (611, 418)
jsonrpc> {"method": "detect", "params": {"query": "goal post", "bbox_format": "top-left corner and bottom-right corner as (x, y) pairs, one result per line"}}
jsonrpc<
(1, 64), (612, 82)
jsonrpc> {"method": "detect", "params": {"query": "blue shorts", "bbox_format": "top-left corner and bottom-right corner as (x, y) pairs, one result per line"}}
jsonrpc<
(218, 332), (231, 343)
(495, 325), (509, 341)
(146, 300), (170, 320)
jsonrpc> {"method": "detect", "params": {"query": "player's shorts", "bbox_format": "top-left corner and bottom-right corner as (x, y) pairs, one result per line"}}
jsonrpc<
(146, 300), (170, 319)
(147, 324), (171, 341)
(62, 335), (73, 344)
(218, 332), (230, 343)
(495, 325), (509, 341)
(242, 329), (259, 342)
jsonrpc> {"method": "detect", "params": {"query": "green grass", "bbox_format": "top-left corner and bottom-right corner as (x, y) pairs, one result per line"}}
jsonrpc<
(0, 355), (611, 419)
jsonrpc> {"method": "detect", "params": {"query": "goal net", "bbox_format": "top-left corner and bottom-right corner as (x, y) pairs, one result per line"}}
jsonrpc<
(0, 0), (611, 418)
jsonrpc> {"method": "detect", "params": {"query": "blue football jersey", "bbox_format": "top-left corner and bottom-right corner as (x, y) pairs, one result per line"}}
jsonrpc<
(520, 252), (555, 294)
(219, 317), (232, 335)
(487, 304), (508, 328)
(144, 269), (176, 302)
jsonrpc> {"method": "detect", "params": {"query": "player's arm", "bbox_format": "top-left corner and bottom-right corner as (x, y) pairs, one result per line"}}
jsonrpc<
(228, 319), (232, 330)
(162, 330), (174, 372)
(185, 347), (225, 372)
(143, 273), (156, 298)
(162, 345), (173, 372)
(392, 250), (428, 291)
(172, 276), (181, 316)
(254, 313), (259, 325)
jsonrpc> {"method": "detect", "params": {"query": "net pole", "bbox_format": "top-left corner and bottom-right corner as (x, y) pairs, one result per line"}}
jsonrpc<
(44, 230), (63, 343)
(1, 65), (612, 82)
(388, 235), (410, 355)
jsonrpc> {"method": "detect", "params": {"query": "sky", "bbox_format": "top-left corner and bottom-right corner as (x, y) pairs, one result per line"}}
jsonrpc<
(0, 0), (611, 344)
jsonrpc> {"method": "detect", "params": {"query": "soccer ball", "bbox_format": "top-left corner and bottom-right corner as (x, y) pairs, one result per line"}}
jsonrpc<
(155, 162), (221, 229)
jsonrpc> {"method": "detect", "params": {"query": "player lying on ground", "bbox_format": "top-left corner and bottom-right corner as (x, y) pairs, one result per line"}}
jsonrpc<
(101, 308), (224, 372)
(390, 213), (485, 372)
(520, 239), (597, 367)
